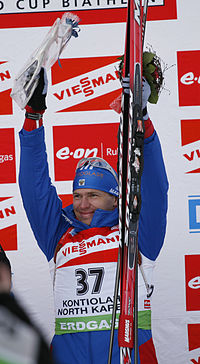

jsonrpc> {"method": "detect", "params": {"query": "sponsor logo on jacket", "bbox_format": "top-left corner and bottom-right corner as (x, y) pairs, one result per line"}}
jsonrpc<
(61, 230), (119, 258)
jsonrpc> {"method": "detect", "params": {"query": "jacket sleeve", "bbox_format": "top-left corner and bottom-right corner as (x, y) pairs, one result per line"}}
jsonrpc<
(19, 126), (69, 261)
(138, 130), (169, 261)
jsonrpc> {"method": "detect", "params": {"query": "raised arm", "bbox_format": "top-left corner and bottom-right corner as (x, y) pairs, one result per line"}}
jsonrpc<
(138, 58), (169, 261)
(139, 127), (168, 261)
(112, 60), (169, 261)
(19, 69), (69, 261)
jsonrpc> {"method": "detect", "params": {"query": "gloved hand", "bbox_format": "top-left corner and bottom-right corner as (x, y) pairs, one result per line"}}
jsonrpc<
(142, 77), (151, 110)
(24, 67), (48, 131)
(27, 67), (48, 111)
(121, 76), (130, 95)
(121, 75), (151, 110)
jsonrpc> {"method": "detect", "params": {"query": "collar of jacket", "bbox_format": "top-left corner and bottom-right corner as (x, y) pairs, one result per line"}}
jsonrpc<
(62, 204), (119, 234)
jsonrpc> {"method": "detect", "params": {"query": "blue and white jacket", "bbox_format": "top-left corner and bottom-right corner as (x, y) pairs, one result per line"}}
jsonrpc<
(19, 126), (168, 364)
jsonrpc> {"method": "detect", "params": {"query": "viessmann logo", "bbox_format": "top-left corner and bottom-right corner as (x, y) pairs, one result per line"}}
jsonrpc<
(177, 51), (200, 107)
(60, 230), (118, 259)
(0, 61), (13, 115)
(50, 56), (122, 113)
(53, 123), (119, 181)
(181, 119), (200, 174)
(0, 196), (18, 251)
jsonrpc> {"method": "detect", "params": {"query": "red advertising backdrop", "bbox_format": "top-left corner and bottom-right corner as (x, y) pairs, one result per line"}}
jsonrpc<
(0, 0), (177, 28)
(181, 119), (200, 174)
(0, 128), (16, 184)
(188, 324), (200, 352)
(181, 119), (200, 147)
(0, 197), (17, 251)
(185, 255), (200, 312)
(0, 224), (18, 251)
(53, 123), (119, 181)
(0, 61), (12, 115)
(2, 1), (200, 362)
(177, 50), (200, 107)
(59, 194), (73, 208)
(51, 56), (122, 112)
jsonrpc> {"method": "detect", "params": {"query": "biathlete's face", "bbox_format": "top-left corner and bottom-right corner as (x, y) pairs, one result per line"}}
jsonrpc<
(73, 188), (118, 225)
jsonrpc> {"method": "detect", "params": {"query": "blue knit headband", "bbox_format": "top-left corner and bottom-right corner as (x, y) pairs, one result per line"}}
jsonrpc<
(73, 166), (119, 197)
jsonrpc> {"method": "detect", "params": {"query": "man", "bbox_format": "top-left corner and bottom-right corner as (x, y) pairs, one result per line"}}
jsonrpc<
(19, 65), (168, 363)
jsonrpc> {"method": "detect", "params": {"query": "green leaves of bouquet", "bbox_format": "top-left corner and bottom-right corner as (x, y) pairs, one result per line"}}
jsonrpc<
(143, 51), (164, 104)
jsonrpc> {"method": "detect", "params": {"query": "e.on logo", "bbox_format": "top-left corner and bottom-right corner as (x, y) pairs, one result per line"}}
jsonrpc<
(53, 123), (119, 181)
(185, 255), (200, 311)
(0, 128), (16, 183)
(144, 299), (151, 310)
(177, 51), (200, 107)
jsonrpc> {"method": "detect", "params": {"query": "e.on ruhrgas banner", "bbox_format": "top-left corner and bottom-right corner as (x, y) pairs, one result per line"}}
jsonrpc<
(1, 0), (200, 363)
(0, 128), (16, 183)
(177, 50), (200, 107)
(53, 123), (119, 181)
